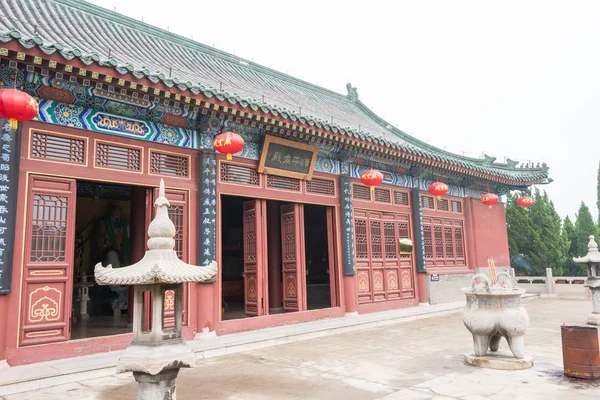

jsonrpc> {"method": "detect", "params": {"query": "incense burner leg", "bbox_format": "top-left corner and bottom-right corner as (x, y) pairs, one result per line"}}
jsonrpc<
(489, 334), (502, 352)
(507, 335), (525, 359)
(472, 334), (490, 357)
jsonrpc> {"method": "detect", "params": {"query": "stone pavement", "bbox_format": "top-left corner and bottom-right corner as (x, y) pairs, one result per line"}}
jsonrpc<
(2, 299), (599, 400)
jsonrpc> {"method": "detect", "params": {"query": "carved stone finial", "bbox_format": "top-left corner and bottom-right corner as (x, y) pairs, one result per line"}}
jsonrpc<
(589, 235), (598, 252)
(147, 179), (175, 251)
(346, 83), (359, 102)
(573, 235), (600, 264)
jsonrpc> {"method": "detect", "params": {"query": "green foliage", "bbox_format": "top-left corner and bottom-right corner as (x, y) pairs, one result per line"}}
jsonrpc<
(527, 189), (568, 276)
(562, 216), (579, 275)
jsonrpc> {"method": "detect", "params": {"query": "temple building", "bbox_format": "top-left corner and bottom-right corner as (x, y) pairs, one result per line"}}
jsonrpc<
(0, 0), (549, 366)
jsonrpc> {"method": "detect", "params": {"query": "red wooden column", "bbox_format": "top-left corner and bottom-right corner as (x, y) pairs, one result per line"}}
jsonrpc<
(0, 295), (7, 361)
(267, 201), (282, 312)
(128, 186), (148, 324)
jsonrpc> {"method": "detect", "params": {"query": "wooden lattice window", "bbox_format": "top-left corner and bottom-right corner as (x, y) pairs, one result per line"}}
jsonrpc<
(30, 194), (69, 262)
(354, 219), (368, 259)
(374, 188), (391, 203)
(352, 184), (371, 201)
(421, 195), (435, 209)
(150, 151), (189, 177)
(220, 163), (260, 186)
(31, 132), (85, 164)
(369, 221), (382, 259)
(306, 178), (335, 196)
(169, 204), (184, 259)
(394, 191), (409, 206)
(422, 218), (466, 266)
(399, 222), (411, 258)
(267, 175), (300, 192)
(384, 222), (397, 259)
(437, 199), (449, 211)
(451, 200), (463, 213)
(96, 143), (141, 171)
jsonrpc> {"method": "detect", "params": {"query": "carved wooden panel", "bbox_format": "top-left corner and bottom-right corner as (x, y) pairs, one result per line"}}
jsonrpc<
(30, 131), (85, 164)
(280, 203), (306, 311)
(150, 150), (189, 178)
(374, 188), (391, 204)
(243, 199), (267, 316)
(422, 217), (466, 268)
(267, 175), (300, 192)
(394, 191), (409, 206)
(96, 142), (142, 172)
(21, 176), (76, 346)
(354, 210), (415, 303)
(352, 184), (371, 201)
(220, 162), (260, 186)
(305, 178), (335, 196)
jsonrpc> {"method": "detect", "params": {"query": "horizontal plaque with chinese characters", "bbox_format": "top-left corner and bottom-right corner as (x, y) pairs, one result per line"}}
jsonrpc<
(0, 118), (20, 294)
(258, 135), (318, 180)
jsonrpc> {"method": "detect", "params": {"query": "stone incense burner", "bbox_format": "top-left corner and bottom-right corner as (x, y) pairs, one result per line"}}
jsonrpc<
(462, 272), (532, 368)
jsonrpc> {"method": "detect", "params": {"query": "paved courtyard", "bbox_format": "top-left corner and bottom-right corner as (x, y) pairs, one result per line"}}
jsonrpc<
(3, 299), (599, 400)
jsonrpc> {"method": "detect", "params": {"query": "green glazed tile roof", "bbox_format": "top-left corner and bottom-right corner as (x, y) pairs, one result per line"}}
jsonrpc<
(0, 0), (549, 185)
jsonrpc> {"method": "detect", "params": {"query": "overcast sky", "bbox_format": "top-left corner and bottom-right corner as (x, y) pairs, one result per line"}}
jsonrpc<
(88, 0), (600, 221)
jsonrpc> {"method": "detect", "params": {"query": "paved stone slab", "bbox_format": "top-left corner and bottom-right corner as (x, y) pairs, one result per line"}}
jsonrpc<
(3, 299), (599, 399)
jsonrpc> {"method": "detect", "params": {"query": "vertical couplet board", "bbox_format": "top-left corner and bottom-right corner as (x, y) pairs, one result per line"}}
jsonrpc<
(243, 199), (267, 316)
(280, 203), (306, 312)
(20, 175), (77, 346)
(153, 188), (189, 329)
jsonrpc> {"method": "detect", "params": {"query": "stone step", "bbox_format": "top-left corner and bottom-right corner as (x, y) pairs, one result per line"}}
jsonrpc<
(0, 294), (540, 397)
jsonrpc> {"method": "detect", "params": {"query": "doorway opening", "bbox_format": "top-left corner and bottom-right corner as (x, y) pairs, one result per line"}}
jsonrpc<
(221, 195), (249, 321)
(304, 204), (332, 310)
(71, 181), (146, 339)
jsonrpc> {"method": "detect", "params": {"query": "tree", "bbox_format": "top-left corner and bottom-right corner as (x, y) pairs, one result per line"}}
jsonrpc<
(574, 202), (597, 266)
(528, 189), (568, 276)
(563, 216), (578, 275)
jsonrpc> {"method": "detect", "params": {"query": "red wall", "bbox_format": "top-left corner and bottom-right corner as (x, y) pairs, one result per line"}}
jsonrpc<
(0, 295), (7, 361)
(464, 198), (510, 268)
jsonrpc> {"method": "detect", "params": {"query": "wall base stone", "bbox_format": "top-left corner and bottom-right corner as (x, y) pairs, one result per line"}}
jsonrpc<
(426, 273), (474, 305)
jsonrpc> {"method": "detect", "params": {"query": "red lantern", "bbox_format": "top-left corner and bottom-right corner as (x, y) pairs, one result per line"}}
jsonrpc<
(517, 196), (534, 209)
(360, 169), (383, 193)
(213, 131), (244, 160)
(428, 182), (448, 200)
(481, 193), (499, 209)
(0, 88), (39, 130)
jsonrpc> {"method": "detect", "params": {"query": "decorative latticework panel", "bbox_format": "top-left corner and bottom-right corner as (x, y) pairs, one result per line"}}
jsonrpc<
(31, 132), (85, 164)
(243, 209), (257, 262)
(374, 188), (391, 203)
(421, 195), (435, 209)
(220, 163), (260, 186)
(422, 218), (466, 267)
(306, 178), (335, 196)
(370, 221), (382, 258)
(267, 175), (300, 192)
(168, 205), (184, 259)
(384, 222), (396, 259)
(437, 199), (449, 211)
(96, 142), (141, 171)
(394, 191), (409, 206)
(282, 213), (296, 260)
(150, 151), (189, 177)
(30, 194), (69, 263)
(352, 184), (371, 201)
(451, 200), (463, 213)
(354, 219), (368, 259)
(354, 211), (415, 304)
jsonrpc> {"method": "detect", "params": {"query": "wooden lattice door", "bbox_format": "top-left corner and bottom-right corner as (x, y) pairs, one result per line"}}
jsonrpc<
(243, 199), (267, 316)
(280, 203), (306, 312)
(20, 175), (77, 346)
(152, 188), (189, 329)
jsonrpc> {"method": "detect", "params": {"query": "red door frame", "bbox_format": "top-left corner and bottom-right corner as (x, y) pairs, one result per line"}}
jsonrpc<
(3, 121), (199, 366)
(242, 199), (268, 316)
(215, 156), (345, 334)
(280, 203), (306, 312)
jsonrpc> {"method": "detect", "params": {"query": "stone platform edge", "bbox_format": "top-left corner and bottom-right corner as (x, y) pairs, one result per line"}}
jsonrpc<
(0, 294), (539, 396)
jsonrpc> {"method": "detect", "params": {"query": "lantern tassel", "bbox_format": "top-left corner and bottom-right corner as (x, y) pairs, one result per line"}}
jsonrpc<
(370, 186), (375, 193)
(437, 195), (441, 200)
(9, 118), (17, 130)
(226, 153), (232, 161)
(489, 205), (492, 209)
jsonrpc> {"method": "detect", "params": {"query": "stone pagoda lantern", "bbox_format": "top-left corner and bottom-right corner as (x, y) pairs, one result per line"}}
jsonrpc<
(95, 179), (217, 399)
(573, 235), (600, 325)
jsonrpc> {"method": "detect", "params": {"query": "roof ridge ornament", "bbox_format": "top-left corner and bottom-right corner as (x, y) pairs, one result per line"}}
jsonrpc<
(346, 83), (358, 102)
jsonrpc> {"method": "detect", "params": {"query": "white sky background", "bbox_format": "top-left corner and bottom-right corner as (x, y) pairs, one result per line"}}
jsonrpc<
(88, 0), (600, 221)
